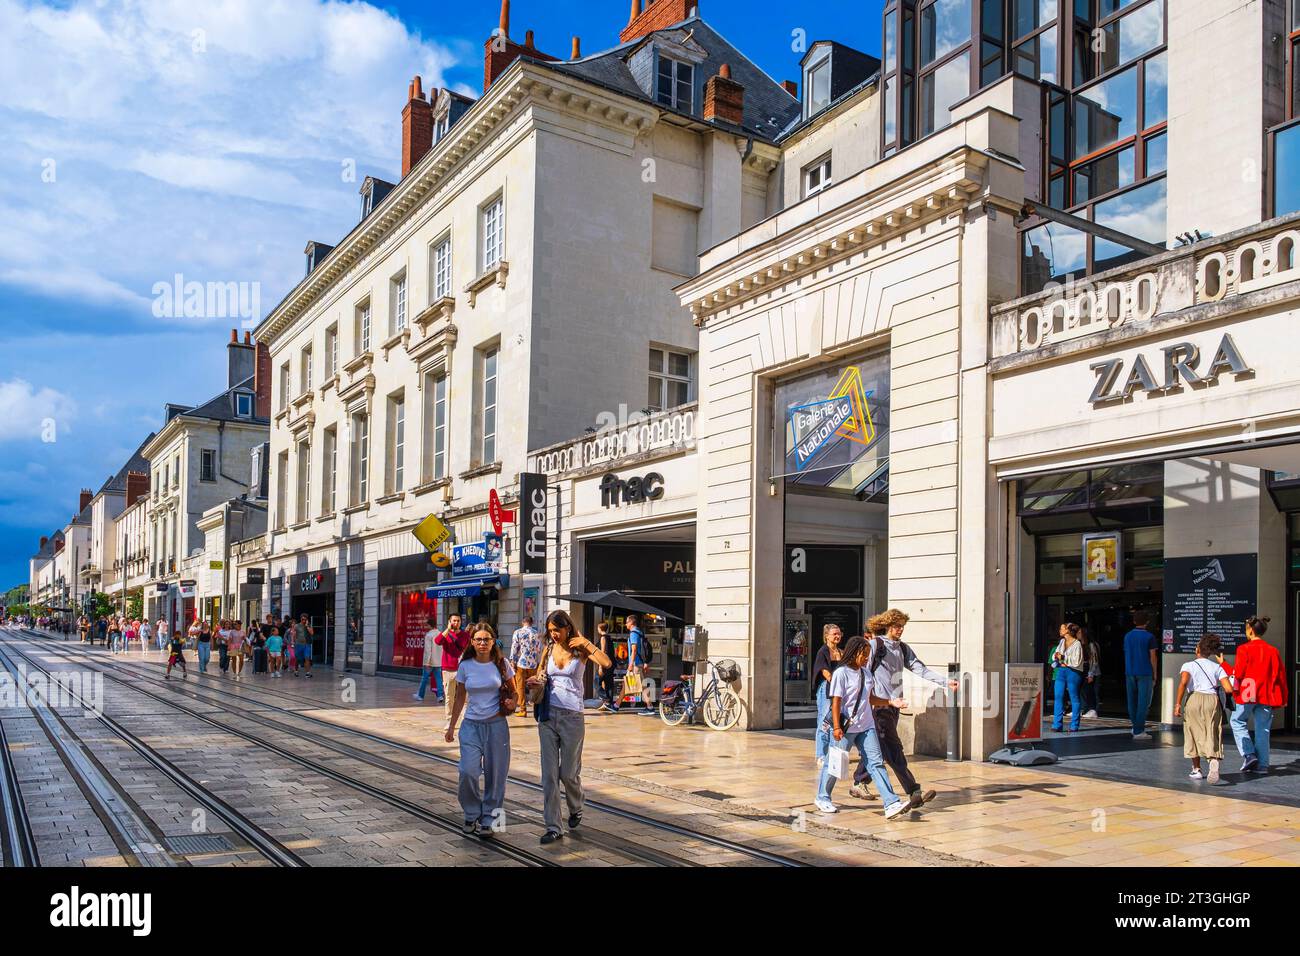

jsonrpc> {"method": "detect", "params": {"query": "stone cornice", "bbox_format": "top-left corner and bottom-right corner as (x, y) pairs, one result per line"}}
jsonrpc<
(255, 61), (660, 345)
(679, 146), (992, 324)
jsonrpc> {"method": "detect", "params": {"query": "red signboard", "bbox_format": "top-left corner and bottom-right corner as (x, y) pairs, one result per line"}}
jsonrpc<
(488, 488), (515, 537)
(393, 591), (438, 669)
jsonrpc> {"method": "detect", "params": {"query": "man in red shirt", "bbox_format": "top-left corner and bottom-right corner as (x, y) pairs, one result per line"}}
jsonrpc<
(1228, 615), (1288, 774)
(435, 613), (471, 733)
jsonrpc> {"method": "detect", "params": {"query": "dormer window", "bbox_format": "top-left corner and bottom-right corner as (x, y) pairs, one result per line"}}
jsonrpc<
(805, 53), (831, 117)
(656, 56), (694, 111)
(434, 113), (450, 143)
(234, 392), (254, 418)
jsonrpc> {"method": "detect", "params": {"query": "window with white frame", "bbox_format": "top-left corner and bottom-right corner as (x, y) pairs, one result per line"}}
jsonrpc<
(390, 270), (407, 334)
(803, 154), (833, 197)
(656, 55), (694, 111)
(481, 198), (504, 271)
(355, 299), (371, 355)
(387, 391), (406, 494)
(276, 451), (289, 528)
(325, 324), (338, 377)
(279, 362), (290, 409)
(173, 455), (180, 488)
(322, 426), (337, 515)
(350, 410), (370, 506)
(422, 369), (448, 483)
(431, 235), (452, 301)
(235, 392), (254, 418)
(300, 346), (312, 396)
(805, 53), (831, 117)
(480, 348), (498, 465)
(435, 113), (450, 142)
(648, 347), (692, 411)
(296, 437), (311, 523)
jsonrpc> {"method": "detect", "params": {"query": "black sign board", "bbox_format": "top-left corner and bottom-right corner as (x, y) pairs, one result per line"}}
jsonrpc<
(520, 472), (548, 574)
(584, 542), (695, 595)
(784, 545), (864, 598)
(290, 568), (335, 597)
(245, 567), (265, 585)
(1162, 553), (1257, 654)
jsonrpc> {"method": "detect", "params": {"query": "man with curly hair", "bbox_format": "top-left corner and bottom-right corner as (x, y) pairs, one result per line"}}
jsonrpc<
(848, 608), (958, 810)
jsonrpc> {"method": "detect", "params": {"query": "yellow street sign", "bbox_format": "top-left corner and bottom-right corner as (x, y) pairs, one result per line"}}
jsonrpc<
(413, 513), (451, 552)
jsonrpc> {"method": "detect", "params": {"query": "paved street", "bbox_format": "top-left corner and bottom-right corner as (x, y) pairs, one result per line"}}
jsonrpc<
(4, 627), (1298, 868)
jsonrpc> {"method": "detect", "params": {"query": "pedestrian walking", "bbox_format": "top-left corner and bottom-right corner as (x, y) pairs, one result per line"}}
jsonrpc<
(108, 617), (122, 654)
(164, 631), (188, 679)
(814, 635), (910, 819)
(413, 616), (445, 703)
(1079, 626), (1101, 718)
(1124, 610), (1159, 740)
(445, 623), (517, 837)
(291, 614), (314, 678)
(1174, 633), (1234, 783)
(140, 619), (153, 655)
(78, 615), (89, 643)
(228, 620), (248, 678)
(251, 621), (268, 674)
(813, 624), (844, 769)
(625, 613), (656, 714)
(1051, 623), (1087, 733)
(156, 619), (169, 652)
(595, 621), (620, 713)
(196, 618), (213, 673)
(851, 610), (956, 807)
(526, 609), (611, 845)
(216, 619), (231, 674)
(265, 622), (284, 678)
(1228, 615), (1288, 775)
(435, 614), (471, 732)
(507, 616), (542, 717)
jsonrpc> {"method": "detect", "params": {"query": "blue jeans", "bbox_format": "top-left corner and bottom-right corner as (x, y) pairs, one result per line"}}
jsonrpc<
(416, 666), (444, 700)
(817, 728), (901, 809)
(458, 717), (511, 827)
(1229, 703), (1273, 769)
(1053, 668), (1083, 731)
(814, 684), (830, 763)
(1126, 675), (1154, 735)
(197, 642), (211, 672)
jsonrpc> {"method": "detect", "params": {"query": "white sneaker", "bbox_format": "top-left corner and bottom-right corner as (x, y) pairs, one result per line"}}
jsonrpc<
(1207, 758), (1220, 784)
(814, 799), (838, 814)
(1188, 768), (1205, 779)
(884, 800), (910, 819)
(1083, 710), (1098, 719)
(816, 757), (824, 769)
(1132, 732), (1152, 740)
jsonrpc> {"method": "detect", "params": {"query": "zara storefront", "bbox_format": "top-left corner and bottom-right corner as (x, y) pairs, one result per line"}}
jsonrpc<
(990, 212), (1300, 733)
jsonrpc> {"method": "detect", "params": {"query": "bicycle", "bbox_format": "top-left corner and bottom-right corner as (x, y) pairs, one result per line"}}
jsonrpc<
(659, 659), (743, 731)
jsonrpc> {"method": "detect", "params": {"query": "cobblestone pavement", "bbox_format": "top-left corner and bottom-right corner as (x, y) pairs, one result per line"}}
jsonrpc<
(5, 628), (1298, 867)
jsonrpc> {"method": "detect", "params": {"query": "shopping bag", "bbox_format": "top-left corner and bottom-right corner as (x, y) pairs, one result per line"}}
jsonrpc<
(621, 671), (643, 698)
(826, 744), (851, 780)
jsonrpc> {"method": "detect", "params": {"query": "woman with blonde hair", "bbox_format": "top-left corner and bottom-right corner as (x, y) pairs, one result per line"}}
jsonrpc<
(812, 623), (844, 768)
(525, 609), (611, 845)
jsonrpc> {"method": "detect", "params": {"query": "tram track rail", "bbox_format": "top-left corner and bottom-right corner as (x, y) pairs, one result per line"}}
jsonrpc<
(20, 629), (809, 867)
(7, 633), (557, 869)
(0, 636), (304, 868)
(0, 707), (40, 867)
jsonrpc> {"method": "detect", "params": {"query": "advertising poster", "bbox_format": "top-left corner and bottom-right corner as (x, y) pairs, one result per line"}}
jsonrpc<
(1006, 664), (1044, 743)
(392, 591), (437, 669)
(523, 587), (539, 623)
(1081, 531), (1122, 590)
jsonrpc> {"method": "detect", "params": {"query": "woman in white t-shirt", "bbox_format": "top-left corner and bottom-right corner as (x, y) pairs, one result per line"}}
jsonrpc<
(445, 623), (516, 838)
(1174, 633), (1235, 783)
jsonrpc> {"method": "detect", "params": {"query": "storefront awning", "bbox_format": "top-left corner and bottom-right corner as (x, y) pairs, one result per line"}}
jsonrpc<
(426, 574), (508, 599)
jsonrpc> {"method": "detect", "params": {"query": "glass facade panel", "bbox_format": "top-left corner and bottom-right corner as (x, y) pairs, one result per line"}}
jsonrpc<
(920, 0), (972, 66)
(1099, 0), (1163, 73)
(1013, 27), (1057, 83)
(1276, 122), (1300, 217)
(1012, 0), (1057, 38)
(1143, 50), (1168, 127)
(1073, 145), (1134, 202)
(1144, 131), (1166, 175)
(1021, 220), (1088, 293)
(921, 51), (970, 136)
(1092, 177), (1167, 272)
(1074, 66), (1138, 159)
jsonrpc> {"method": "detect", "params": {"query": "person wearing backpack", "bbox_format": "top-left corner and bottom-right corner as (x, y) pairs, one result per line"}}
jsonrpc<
(849, 610), (957, 808)
(814, 635), (910, 819)
(1174, 633), (1235, 783)
(625, 614), (655, 714)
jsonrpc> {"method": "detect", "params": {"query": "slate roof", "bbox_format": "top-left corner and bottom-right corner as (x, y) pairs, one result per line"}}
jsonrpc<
(538, 16), (801, 143)
(171, 375), (267, 426)
(93, 432), (156, 498)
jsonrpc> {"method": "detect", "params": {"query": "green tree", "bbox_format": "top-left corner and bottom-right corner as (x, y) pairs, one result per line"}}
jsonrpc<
(87, 591), (115, 619)
(126, 591), (143, 621)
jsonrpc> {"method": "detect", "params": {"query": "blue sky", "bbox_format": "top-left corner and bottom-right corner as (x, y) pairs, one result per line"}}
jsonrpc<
(0, 0), (882, 591)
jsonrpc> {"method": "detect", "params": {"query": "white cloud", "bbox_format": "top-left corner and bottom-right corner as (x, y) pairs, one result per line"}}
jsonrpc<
(0, 379), (76, 441)
(0, 0), (465, 323)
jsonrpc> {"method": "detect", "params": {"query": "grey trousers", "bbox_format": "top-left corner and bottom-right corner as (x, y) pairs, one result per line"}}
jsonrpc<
(458, 717), (511, 827)
(538, 708), (585, 834)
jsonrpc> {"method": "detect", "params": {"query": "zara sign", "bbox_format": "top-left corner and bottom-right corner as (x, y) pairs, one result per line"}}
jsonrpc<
(1089, 333), (1252, 407)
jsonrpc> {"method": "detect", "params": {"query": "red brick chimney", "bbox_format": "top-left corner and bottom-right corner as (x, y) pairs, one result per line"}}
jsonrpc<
(621, 0), (695, 44)
(40, 536), (48, 550)
(704, 63), (744, 126)
(483, 0), (558, 91)
(79, 488), (93, 513)
(254, 338), (271, 419)
(126, 471), (150, 508)
(402, 75), (434, 177)
(781, 80), (797, 99)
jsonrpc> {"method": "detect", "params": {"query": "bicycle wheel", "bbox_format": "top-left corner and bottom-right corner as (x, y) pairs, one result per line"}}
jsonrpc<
(703, 686), (743, 731)
(659, 693), (690, 726)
